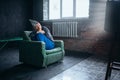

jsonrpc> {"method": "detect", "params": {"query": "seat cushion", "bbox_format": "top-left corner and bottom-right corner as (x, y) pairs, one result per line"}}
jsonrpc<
(46, 47), (62, 55)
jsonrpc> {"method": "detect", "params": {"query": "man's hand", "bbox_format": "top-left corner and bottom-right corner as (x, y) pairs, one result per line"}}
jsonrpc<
(37, 30), (45, 34)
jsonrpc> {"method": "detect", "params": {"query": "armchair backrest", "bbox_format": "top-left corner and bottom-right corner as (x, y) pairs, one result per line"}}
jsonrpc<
(23, 31), (32, 41)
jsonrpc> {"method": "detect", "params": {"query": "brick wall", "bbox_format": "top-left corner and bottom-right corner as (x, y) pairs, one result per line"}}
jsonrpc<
(41, 0), (111, 55)
(62, 0), (110, 55)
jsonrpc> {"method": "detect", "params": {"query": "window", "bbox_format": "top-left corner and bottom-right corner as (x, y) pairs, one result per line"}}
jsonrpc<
(76, 0), (89, 17)
(62, 0), (73, 18)
(49, 0), (60, 19)
(44, 0), (89, 20)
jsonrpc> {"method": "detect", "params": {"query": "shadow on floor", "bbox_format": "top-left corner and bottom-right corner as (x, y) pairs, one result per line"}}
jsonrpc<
(0, 48), (92, 80)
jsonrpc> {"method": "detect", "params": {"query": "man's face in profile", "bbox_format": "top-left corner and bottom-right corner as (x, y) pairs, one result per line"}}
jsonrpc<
(35, 23), (42, 31)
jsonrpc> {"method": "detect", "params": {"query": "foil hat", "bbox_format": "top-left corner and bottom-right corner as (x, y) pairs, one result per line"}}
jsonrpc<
(29, 19), (39, 27)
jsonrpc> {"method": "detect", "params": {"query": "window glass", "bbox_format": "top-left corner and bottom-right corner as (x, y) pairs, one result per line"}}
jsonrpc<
(62, 0), (73, 17)
(76, 0), (89, 17)
(47, 0), (89, 20)
(49, 0), (60, 19)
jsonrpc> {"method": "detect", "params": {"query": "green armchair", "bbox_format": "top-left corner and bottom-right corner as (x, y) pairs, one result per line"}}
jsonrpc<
(19, 31), (65, 67)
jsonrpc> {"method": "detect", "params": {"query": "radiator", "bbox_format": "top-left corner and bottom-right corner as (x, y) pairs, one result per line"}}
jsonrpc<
(52, 22), (78, 38)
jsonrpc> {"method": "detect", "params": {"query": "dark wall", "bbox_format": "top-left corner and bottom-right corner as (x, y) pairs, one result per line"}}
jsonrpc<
(0, 0), (33, 40)
(33, 0), (43, 21)
(105, 1), (120, 34)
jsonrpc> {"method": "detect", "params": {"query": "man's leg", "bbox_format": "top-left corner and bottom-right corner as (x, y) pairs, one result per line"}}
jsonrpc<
(36, 33), (55, 50)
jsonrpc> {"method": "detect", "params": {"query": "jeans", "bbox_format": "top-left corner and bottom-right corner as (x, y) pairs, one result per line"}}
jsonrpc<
(36, 33), (55, 50)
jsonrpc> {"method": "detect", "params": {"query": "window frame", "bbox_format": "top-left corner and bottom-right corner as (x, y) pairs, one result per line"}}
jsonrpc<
(47, 0), (89, 21)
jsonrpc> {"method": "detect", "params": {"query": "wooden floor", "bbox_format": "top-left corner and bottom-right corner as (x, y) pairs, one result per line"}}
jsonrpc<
(0, 47), (119, 80)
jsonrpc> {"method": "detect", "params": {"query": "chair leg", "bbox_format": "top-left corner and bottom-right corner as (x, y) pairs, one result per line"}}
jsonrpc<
(105, 61), (113, 80)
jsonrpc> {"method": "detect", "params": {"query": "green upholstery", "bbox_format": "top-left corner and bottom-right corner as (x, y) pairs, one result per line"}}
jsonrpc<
(0, 37), (23, 42)
(22, 31), (32, 41)
(19, 31), (65, 67)
(46, 47), (62, 55)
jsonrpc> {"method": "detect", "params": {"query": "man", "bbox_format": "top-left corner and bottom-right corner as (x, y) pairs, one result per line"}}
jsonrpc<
(30, 22), (55, 50)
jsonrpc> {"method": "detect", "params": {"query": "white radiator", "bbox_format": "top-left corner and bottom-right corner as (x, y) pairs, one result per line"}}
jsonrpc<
(52, 22), (78, 38)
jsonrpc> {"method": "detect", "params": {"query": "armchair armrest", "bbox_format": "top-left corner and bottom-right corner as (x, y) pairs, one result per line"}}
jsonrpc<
(19, 40), (47, 67)
(54, 40), (64, 50)
(54, 40), (65, 58)
(19, 40), (45, 51)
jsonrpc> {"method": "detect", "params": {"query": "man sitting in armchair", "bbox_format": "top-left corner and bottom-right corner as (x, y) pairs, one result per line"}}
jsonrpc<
(29, 20), (54, 50)
(19, 19), (65, 67)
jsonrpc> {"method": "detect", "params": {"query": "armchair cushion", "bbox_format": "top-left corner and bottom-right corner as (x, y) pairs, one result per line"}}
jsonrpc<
(46, 47), (62, 55)
(23, 31), (32, 41)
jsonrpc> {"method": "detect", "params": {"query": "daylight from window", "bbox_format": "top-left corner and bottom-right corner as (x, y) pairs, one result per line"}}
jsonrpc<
(62, 0), (73, 17)
(49, 0), (89, 20)
(76, 0), (89, 17)
(49, 0), (60, 19)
